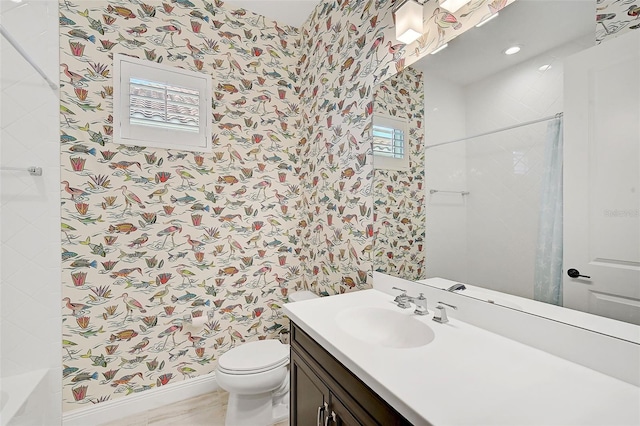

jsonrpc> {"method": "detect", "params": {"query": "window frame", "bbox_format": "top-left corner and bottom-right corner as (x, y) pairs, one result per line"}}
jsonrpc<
(372, 113), (410, 171)
(112, 54), (212, 152)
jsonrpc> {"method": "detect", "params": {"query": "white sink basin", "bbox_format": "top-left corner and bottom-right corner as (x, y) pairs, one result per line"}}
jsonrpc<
(336, 306), (435, 348)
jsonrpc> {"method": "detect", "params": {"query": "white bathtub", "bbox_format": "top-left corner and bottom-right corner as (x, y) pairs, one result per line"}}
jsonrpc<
(1, 369), (49, 426)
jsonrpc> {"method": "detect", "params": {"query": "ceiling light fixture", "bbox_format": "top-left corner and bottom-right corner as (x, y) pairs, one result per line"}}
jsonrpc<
(439, 0), (471, 14)
(475, 12), (499, 28)
(430, 43), (449, 55)
(394, 0), (424, 44)
(538, 64), (552, 71)
(504, 45), (521, 55)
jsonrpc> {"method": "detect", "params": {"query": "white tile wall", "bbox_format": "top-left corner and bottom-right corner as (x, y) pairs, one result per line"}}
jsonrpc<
(0, 0), (61, 423)
(423, 35), (594, 299)
(464, 120), (546, 298)
(423, 74), (468, 283)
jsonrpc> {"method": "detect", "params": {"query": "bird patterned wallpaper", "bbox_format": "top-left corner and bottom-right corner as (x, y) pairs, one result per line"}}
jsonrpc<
(597, 0), (640, 44)
(293, 0), (514, 292)
(59, 0), (514, 411)
(59, 0), (302, 410)
(371, 67), (425, 281)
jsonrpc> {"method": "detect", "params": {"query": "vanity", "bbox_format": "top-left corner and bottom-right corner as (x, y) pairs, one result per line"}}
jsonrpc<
(283, 275), (640, 426)
(290, 322), (410, 425)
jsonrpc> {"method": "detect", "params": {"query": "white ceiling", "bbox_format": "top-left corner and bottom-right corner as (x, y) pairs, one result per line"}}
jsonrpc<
(412, 0), (594, 86)
(226, 0), (319, 27)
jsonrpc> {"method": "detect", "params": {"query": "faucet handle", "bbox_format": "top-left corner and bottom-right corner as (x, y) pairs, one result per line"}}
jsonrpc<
(391, 287), (411, 309)
(437, 301), (457, 310)
(433, 302), (456, 324)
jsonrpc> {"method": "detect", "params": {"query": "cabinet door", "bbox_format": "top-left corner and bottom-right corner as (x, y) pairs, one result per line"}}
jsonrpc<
(291, 349), (329, 426)
(328, 395), (362, 426)
(291, 322), (411, 426)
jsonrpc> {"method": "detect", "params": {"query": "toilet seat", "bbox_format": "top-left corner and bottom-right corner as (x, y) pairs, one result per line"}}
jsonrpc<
(218, 340), (289, 375)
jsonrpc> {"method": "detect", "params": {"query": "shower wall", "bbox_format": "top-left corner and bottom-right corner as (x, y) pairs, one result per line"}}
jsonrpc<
(424, 74), (468, 283)
(424, 35), (592, 298)
(0, 0), (62, 422)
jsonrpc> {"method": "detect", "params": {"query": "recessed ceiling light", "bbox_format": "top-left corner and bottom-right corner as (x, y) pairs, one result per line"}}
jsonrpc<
(538, 64), (552, 71)
(430, 43), (448, 55)
(476, 13), (499, 28)
(504, 46), (521, 55)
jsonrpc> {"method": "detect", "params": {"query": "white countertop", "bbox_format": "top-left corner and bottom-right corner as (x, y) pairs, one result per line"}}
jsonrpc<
(283, 289), (640, 426)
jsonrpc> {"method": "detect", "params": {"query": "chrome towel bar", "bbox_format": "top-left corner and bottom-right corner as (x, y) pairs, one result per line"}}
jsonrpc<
(429, 189), (469, 195)
(0, 166), (43, 176)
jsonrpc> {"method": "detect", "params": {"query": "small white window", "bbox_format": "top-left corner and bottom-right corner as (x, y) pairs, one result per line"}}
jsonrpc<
(372, 114), (410, 171)
(113, 54), (212, 152)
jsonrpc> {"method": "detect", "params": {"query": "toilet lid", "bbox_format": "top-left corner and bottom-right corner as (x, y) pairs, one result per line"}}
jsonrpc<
(218, 340), (289, 374)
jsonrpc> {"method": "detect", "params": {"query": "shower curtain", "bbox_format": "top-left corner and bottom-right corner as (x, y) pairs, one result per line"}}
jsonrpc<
(534, 117), (563, 305)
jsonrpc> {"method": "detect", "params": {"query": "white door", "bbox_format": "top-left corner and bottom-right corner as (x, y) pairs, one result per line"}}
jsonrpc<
(563, 31), (640, 325)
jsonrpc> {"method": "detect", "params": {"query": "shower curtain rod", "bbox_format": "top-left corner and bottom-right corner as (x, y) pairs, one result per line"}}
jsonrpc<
(0, 24), (58, 91)
(426, 112), (563, 150)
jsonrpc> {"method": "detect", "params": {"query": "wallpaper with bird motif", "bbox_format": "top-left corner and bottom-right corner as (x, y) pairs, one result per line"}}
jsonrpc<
(596, 0), (640, 44)
(293, 0), (514, 292)
(372, 67), (425, 281)
(59, 0), (303, 410)
(59, 0), (515, 410)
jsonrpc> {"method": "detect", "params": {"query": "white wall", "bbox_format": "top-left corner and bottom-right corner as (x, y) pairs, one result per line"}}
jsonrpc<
(424, 74), (467, 283)
(0, 0), (61, 422)
(424, 35), (592, 298)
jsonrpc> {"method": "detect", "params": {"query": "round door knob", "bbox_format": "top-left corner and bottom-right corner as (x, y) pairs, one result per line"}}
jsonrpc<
(567, 268), (591, 279)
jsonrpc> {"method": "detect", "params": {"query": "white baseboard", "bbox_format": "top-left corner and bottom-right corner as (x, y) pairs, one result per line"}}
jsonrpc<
(62, 372), (218, 426)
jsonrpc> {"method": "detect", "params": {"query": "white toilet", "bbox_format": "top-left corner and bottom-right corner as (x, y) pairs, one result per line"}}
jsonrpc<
(215, 290), (318, 426)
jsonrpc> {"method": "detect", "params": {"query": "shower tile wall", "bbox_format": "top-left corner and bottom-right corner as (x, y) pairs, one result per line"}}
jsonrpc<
(424, 74), (468, 283)
(0, 0), (62, 420)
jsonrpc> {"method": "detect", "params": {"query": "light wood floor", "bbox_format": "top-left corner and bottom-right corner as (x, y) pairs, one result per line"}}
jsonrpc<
(101, 390), (289, 426)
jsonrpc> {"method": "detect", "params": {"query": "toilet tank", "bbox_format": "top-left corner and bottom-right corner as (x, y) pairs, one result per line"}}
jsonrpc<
(288, 290), (318, 303)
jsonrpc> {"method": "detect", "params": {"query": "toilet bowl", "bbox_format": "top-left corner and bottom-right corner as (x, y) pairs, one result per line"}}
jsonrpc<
(216, 290), (318, 426)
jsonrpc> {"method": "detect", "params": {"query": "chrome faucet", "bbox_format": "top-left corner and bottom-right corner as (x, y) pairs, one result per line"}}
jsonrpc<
(446, 283), (466, 292)
(391, 287), (429, 316)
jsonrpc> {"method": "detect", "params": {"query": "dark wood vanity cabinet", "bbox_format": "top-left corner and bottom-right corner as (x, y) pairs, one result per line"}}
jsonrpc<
(290, 322), (412, 426)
